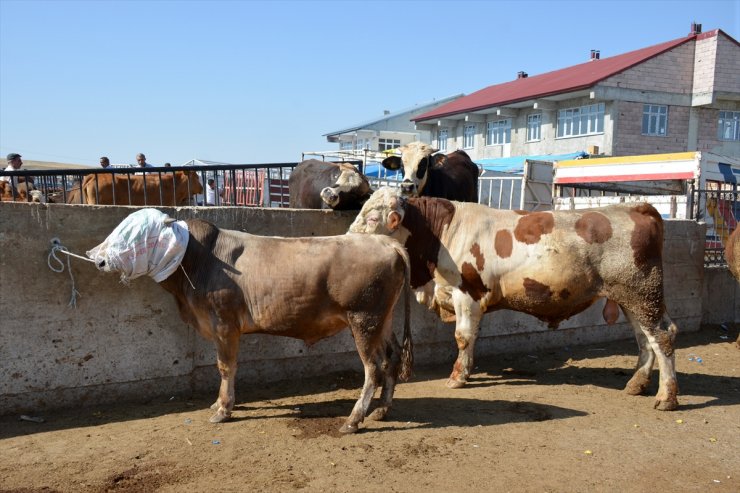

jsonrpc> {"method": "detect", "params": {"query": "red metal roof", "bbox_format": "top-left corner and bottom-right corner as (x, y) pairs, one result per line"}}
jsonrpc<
(413, 30), (719, 122)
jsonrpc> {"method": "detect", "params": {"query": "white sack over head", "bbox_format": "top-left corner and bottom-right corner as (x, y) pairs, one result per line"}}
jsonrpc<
(86, 208), (189, 283)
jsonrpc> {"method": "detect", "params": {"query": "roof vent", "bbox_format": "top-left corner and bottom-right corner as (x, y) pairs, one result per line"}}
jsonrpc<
(517, 71), (528, 79)
(383, 110), (390, 115)
(691, 22), (702, 35)
(590, 50), (600, 60)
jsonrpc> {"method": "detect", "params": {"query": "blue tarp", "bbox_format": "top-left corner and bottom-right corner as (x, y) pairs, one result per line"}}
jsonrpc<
(475, 151), (588, 175)
(363, 150), (588, 178)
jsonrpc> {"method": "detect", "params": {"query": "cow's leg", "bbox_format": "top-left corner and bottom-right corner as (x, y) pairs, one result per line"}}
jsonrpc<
(368, 322), (402, 422)
(447, 291), (483, 389)
(622, 308), (679, 410)
(209, 330), (241, 423)
(341, 321), (383, 434)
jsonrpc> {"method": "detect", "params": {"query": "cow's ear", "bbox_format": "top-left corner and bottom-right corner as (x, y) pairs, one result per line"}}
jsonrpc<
(432, 154), (447, 168)
(382, 156), (402, 170)
(387, 210), (402, 232)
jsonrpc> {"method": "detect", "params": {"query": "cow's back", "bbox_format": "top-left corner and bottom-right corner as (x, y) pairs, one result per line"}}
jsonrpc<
(415, 200), (666, 325)
(289, 160), (337, 208)
(727, 227), (740, 281)
(165, 221), (406, 341)
(426, 150), (478, 202)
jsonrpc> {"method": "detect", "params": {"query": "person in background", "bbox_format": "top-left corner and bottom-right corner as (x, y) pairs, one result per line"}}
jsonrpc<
(205, 178), (224, 205)
(100, 156), (110, 168)
(1, 153), (33, 184)
(136, 153), (154, 168)
(163, 162), (171, 167)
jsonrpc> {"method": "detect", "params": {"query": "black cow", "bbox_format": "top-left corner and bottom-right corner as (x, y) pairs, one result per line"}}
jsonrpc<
(289, 159), (372, 210)
(381, 142), (479, 202)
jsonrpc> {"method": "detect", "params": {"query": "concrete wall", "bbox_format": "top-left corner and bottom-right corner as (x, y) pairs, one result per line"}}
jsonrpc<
(0, 202), (712, 415)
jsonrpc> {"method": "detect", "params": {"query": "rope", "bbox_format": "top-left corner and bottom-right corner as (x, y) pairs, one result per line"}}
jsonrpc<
(47, 241), (94, 308)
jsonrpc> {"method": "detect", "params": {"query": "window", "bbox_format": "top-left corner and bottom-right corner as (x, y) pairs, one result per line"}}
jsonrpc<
(486, 119), (511, 145)
(527, 114), (542, 142)
(339, 141), (352, 151)
(463, 125), (475, 149)
(642, 104), (668, 136)
(718, 111), (740, 141)
(557, 103), (604, 138)
(438, 128), (448, 151)
(354, 139), (369, 150)
(378, 138), (401, 151)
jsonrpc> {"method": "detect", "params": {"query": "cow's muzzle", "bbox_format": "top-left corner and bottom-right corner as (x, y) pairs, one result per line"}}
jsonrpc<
(400, 181), (416, 196)
(320, 187), (339, 206)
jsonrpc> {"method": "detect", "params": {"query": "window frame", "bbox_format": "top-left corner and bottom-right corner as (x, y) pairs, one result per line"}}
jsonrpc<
(556, 103), (604, 138)
(438, 128), (448, 152)
(378, 138), (401, 151)
(718, 110), (740, 141)
(486, 119), (511, 146)
(526, 113), (542, 142)
(642, 104), (668, 137)
(463, 124), (476, 149)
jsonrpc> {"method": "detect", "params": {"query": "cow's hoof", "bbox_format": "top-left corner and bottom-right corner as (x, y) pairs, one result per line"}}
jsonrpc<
(446, 378), (466, 389)
(339, 423), (358, 434)
(209, 411), (231, 423)
(210, 401), (220, 410)
(653, 397), (679, 411)
(368, 407), (388, 421)
(624, 376), (650, 396)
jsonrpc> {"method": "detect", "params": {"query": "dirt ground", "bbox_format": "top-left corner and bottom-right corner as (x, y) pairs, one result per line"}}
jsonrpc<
(1, 324), (738, 493)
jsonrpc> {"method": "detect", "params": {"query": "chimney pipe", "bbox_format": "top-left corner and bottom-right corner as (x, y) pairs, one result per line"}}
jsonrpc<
(517, 71), (528, 79)
(690, 22), (702, 35)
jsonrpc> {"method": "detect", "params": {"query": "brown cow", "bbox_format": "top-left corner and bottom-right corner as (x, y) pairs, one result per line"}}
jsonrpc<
(289, 160), (372, 210)
(724, 227), (740, 348)
(89, 208), (412, 433)
(0, 180), (45, 203)
(350, 187), (680, 411)
(381, 142), (479, 201)
(82, 170), (203, 205)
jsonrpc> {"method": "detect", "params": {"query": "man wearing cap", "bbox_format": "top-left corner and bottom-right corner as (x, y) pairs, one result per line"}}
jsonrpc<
(1, 153), (33, 184)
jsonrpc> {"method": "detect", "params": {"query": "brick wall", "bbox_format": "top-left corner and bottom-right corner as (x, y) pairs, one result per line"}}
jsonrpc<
(602, 42), (696, 94)
(613, 101), (690, 155)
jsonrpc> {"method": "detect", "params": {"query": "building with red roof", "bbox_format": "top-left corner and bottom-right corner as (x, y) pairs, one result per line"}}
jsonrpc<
(413, 23), (739, 163)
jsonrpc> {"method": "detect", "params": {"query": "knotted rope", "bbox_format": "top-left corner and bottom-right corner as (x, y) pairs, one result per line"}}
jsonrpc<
(47, 238), (95, 308)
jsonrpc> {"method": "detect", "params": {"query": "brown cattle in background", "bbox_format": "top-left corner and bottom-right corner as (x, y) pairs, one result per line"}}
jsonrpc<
(724, 227), (740, 348)
(289, 160), (372, 210)
(82, 171), (203, 205)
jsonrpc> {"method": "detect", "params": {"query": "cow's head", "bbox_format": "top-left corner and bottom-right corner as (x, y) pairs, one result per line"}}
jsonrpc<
(348, 187), (406, 236)
(320, 163), (372, 210)
(185, 170), (204, 195)
(381, 142), (445, 197)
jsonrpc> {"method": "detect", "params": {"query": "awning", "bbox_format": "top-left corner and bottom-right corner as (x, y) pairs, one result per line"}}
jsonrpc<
(476, 151), (588, 175)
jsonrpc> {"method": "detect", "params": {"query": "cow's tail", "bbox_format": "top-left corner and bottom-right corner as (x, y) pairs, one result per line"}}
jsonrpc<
(393, 242), (413, 382)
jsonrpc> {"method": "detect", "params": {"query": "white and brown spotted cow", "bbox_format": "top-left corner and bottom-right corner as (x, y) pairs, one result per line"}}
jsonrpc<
(381, 142), (479, 201)
(91, 209), (413, 433)
(350, 187), (680, 411)
(289, 159), (372, 210)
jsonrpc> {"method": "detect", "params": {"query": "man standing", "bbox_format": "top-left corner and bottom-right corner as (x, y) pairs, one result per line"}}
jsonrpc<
(1, 153), (32, 184)
(205, 178), (224, 205)
(100, 156), (110, 168)
(136, 153), (154, 168)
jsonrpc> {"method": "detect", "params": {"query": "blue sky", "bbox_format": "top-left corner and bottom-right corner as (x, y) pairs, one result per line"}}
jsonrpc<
(0, 0), (738, 166)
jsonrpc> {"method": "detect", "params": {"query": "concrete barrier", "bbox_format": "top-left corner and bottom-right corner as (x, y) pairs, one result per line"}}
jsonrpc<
(0, 202), (716, 415)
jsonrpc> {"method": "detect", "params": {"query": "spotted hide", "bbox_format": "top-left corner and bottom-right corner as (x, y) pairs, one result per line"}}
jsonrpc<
(94, 212), (412, 433)
(289, 159), (372, 210)
(350, 187), (680, 411)
(81, 170), (203, 205)
(381, 142), (479, 201)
